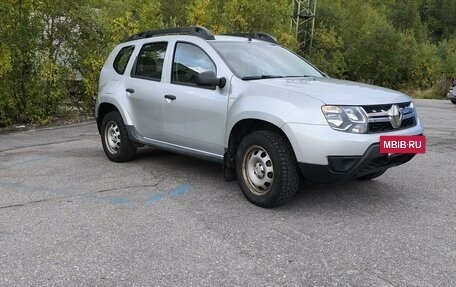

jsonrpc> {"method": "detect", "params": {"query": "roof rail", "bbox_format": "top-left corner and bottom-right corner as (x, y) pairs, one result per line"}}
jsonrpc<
(223, 32), (279, 44)
(124, 26), (215, 42)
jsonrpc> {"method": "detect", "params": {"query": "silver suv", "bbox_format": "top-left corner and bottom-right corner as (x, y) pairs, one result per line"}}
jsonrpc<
(96, 26), (424, 207)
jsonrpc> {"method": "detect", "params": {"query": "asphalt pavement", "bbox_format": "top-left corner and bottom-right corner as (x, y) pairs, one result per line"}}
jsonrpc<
(1, 99), (455, 286)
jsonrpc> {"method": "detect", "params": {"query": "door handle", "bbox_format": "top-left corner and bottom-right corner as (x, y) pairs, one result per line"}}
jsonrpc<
(164, 94), (176, 101)
(126, 88), (135, 94)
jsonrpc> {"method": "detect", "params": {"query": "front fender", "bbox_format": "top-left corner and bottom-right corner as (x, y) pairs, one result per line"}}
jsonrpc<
(225, 81), (327, 147)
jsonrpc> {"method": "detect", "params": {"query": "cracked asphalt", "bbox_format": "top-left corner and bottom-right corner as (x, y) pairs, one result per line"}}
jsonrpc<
(1, 99), (455, 286)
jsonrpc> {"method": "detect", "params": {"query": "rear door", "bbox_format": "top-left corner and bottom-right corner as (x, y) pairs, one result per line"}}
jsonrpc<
(123, 41), (168, 139)
(162, 42), (228, 156)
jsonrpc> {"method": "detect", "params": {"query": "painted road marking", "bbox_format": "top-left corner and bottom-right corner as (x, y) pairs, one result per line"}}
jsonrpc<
(0, 180), (193, 206)
(169, 184), (192, 197)
(148, 193), (165, 203)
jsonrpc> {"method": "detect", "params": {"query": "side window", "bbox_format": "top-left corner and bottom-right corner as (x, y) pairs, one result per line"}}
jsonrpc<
(133, 42), (167, 81)
(171, 42), (216, 86)
(113, 46), (135, 75)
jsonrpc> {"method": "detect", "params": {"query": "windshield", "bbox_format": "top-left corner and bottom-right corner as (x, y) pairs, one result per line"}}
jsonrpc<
(211, 41), (323, 80)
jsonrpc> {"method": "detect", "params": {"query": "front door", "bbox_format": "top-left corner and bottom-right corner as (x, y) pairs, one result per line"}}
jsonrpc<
(163, 42), (228, 156)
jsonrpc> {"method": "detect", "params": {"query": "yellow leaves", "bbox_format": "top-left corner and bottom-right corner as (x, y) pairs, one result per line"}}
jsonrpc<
(82, 56), (104, 75)
(186, 0), (213, 26)
(136, 1), (163, 30)
(110, 11), (140, 43)
(276, 33), (299, 51)
(107, 1), (164, 43)
(0, 45), (12, 77)
(220, 0), (268, 30)
(210, 25), (227, 35)
(230, 15), (248, 31)
(313, 27), (344, 50)
(81, 55), (105, 99)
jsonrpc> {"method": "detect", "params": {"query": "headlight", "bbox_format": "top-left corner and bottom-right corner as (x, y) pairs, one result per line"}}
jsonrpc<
(321, 106), (368, 134)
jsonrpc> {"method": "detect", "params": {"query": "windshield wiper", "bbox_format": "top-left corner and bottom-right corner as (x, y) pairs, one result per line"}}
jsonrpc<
(241, 75), (285, 81)
(283, 75), (316, 78)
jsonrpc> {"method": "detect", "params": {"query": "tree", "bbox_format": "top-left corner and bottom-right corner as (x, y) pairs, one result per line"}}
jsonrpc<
(1, 0), (455, 126)
(159, 0), (191, 27)
(438, 39), (456, 77)
(0, 0), (42, 124)
(186, 0), (220, 31)
(308, 27), (347, 78)
(345, 13), (416, 88)
(389, 0), (427, 41)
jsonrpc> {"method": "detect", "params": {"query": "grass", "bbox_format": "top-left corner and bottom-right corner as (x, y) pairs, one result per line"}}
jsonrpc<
(404, 87), (449, 100)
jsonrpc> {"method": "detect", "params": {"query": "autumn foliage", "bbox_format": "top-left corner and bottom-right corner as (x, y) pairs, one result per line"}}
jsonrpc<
(0, 0), (455, 126)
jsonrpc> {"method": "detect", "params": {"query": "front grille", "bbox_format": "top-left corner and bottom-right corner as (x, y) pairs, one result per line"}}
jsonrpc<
(363, 102), (410, 113)
(368, 117), (416, 133)
(363, 102), (417, 133)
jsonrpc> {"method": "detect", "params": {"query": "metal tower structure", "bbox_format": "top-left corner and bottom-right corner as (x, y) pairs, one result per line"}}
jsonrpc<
(290, 0), (317, 54)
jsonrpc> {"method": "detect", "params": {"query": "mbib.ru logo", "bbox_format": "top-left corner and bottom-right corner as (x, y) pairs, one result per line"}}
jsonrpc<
(380, 135), (426, 154)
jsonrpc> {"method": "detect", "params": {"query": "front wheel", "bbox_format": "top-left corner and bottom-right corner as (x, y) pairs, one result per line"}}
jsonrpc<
(101, 111), (136, 162)
(235, 130), (299, 208)
(451, 99), (456, 104)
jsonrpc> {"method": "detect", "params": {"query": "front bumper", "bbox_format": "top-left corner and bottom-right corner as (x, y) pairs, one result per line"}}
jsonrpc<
(282, 120), (424, 165)
(298, 144), (415, 183)
(448, 90), (456, 100)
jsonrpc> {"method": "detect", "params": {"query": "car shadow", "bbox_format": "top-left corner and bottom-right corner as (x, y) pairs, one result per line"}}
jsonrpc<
(134, 147), (402, 214)
(134, 147), (223, 176)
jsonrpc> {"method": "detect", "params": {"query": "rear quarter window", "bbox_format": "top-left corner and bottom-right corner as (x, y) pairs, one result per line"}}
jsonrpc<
(113, 46), (135, 75)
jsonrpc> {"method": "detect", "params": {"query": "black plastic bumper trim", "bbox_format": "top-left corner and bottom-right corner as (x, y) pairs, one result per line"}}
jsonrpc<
(299, 143), (416, 183)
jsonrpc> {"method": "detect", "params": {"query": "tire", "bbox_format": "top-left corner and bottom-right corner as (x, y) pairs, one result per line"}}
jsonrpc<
(235, 130), (299, 208)
(101, 111), (136, 162)
(451, 99), (456, 104)
(356, 170), (386, 181)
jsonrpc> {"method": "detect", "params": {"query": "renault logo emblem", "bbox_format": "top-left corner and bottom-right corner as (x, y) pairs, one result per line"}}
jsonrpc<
(388, 105), (402, 128)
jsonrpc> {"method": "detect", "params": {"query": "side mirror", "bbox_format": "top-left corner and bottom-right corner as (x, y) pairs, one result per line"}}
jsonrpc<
(196, 71), (226, 88)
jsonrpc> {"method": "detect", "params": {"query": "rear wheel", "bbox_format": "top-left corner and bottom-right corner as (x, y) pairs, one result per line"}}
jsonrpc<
(101, 111), (136, 162)
(356, 170), (386, 180)
(235, 130), (299, 208)
(451, 99), (456, 104)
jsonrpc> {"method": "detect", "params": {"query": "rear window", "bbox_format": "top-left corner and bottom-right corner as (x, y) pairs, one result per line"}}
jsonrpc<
(113, 46), (135, 75)
(133, 42), (168, 81)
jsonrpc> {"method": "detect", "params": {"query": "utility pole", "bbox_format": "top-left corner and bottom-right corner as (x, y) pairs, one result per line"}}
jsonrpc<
(290, 0), (317, 54)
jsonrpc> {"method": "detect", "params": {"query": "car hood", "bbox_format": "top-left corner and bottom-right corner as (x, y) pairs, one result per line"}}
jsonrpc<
(255, 77), (411, 105)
